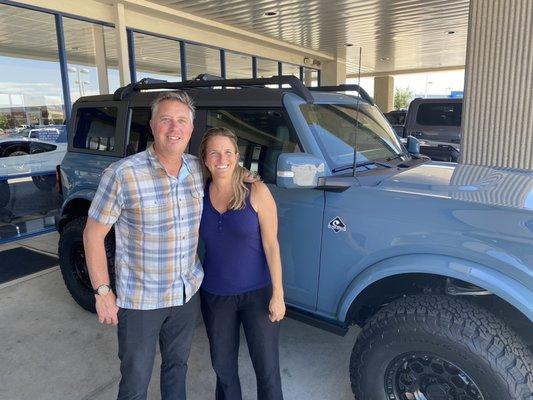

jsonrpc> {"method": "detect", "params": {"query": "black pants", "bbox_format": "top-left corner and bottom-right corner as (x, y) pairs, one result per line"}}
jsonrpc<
(116, 291), (200, 400)
(201, 285), (283, 400)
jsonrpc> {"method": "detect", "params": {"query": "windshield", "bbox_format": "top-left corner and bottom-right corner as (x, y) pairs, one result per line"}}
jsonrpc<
(300, 103), (404, 170)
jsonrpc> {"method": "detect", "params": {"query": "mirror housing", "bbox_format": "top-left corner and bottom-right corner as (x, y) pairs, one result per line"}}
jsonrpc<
(406, 135), (421, 155)
(276, 153), (326, 189)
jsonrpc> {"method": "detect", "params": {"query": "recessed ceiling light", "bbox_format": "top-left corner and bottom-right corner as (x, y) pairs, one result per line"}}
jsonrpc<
(345, 43), (354, 47)
(446, 31), (456, 35)
(379, 57), (390, 61)
(264, 11), (278, 16)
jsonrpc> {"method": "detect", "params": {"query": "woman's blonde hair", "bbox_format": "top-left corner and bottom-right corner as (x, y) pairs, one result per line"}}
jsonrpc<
(199, 127), (249, 210)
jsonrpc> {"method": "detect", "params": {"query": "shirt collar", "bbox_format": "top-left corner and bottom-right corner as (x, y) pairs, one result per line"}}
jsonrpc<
(147, 144), (191, 182)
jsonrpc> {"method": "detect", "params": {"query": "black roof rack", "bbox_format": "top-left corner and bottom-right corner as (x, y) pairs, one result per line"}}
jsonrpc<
(308, 84), (374, 105)
(113, 75), (314, 103)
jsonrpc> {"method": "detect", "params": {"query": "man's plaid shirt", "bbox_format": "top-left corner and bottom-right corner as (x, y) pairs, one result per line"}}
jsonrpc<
(88, 145), (204, 310)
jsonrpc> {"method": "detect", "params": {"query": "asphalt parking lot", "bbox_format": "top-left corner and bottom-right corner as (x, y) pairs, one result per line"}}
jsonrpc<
(0, 232), (359, 400)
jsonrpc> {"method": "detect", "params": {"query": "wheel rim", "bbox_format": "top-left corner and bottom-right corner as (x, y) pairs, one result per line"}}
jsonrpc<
(385, 352), (484, 400)
(70, 240), (92, 290)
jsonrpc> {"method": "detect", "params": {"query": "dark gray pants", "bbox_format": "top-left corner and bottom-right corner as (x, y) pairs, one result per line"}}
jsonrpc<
(117, 291), (200, 400)
(201, 285), (283, 400)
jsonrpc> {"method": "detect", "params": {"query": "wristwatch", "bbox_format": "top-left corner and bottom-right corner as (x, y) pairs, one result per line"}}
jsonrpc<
(93, 284), (112, 296)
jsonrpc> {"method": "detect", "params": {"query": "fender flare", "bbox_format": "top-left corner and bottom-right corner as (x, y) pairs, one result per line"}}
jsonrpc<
(337, 254), (533, 323)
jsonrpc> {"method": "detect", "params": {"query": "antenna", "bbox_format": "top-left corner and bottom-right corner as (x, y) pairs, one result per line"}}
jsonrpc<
(353, 47), (362, 178)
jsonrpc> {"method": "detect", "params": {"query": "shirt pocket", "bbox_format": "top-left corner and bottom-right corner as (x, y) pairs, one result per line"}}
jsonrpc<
(127, 197), (173, 234)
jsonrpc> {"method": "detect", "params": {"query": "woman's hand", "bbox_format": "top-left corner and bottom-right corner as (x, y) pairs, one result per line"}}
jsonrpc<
(269, 294), (286, 322)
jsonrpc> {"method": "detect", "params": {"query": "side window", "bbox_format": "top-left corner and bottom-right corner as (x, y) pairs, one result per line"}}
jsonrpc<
(73, 107), (117, 152)
(206, 109), (300, 183)
(128, 108), (153, 154)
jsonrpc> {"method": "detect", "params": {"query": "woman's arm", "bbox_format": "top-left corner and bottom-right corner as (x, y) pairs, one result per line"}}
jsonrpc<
(252, 181), (286, 322)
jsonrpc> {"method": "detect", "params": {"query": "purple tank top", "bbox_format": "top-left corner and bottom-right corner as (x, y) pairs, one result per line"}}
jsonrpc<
(199, 182), (271, 295)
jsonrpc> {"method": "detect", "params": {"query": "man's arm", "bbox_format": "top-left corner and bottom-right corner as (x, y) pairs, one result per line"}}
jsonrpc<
(83, 217), (118, 325)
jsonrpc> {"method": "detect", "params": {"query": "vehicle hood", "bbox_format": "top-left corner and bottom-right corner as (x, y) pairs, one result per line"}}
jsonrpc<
(379, 162), (533, 211)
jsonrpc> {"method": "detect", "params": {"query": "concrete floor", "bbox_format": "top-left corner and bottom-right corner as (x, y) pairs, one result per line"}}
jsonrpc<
(0, 232), (359, 400)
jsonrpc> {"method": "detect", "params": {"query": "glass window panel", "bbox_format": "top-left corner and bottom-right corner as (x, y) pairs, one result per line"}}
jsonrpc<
(256, 58), (279, 79)
(73, 107), (117, 152)
(64, 17), (118, 102)
(282, 63), (300, 78)
(186, 43), (220, 80)
(103, 26), (120, 93)
(225, 51), (252, 79)
(134, 33), (181, 82)
(0, 4), (65, 129)
(304, 68), (319, 87)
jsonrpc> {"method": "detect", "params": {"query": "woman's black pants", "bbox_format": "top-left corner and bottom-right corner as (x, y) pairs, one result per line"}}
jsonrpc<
(200, 285), (283, 400)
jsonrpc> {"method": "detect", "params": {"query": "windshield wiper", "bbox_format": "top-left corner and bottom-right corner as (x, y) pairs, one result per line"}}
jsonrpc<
(332, 160), (392, 173)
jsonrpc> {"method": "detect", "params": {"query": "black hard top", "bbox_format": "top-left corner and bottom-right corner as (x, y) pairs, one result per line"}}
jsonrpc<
(74, 76), (374, 108)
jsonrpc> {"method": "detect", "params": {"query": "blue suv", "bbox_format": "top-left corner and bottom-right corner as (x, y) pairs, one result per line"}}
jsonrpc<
(56, 76), (533, 400)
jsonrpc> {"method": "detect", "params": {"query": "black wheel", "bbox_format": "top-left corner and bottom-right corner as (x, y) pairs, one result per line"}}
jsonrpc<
(350, 295), (533, 400)
(7, 150), (28, 157)
(0, 180), (10, 208)
(32, 174), (56, 191)
(58, 216), (115, 312)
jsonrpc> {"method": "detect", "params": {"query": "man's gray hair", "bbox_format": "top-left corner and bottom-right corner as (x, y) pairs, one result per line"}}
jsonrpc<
(150, 91), (195, 122)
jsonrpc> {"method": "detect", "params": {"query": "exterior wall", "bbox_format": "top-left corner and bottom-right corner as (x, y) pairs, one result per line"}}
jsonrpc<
(321, 58), (346, 86)
(461, 0), (533, 169)
(373, 75), (394, 112)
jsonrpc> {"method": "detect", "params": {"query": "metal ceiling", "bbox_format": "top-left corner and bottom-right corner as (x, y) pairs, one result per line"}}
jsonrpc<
(149, 0), (470, 75)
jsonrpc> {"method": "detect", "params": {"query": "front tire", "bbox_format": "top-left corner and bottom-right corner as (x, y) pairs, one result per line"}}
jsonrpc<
(350, 295), (533, 400)
(58, 216), (115, 312)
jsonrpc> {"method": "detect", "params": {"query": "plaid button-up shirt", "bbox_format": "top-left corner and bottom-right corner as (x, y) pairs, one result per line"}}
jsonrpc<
(88, 145), (204, 310)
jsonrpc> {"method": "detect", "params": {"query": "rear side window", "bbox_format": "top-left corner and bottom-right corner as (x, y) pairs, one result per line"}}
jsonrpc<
(128, 108), (153, 155)
(73, 107), (118, 151)
(416, 103), (462, 126)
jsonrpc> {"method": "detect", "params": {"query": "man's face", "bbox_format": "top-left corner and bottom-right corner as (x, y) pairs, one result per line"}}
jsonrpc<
(150, 100), (194, 157)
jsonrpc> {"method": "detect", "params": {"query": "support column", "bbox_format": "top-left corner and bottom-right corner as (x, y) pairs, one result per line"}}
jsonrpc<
(92, 24), (110, 94)
(320, 58), (346, 86)
(113, 1), (131, 86)
(374, 75), (394, 112)
(461, 0), (533, 169)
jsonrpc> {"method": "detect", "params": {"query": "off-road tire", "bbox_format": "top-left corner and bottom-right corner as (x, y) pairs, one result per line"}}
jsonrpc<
(350, 295), (533, 400)
(58, 216), (115, 312)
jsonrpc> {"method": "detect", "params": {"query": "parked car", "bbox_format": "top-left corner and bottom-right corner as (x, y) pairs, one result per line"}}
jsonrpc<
(56, 76), (532, 400)
(383, 109), (407, 137)
(400, 97), (462, 162)
(0, 125), (67, 192)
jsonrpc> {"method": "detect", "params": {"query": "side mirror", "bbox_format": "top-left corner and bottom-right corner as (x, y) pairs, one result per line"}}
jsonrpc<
(406, 135), (420, 155)
(277, 153), (326, 189)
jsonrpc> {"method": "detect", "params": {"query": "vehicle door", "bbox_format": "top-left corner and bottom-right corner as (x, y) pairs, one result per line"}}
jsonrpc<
(199, 108), (325, 311)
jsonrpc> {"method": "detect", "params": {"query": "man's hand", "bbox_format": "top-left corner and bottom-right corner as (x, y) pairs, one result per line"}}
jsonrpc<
(95, 291), (119, 325)
(269, 295), (286, 322)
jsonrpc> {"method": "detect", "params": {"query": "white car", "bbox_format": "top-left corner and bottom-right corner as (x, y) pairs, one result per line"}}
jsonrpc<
(0, 127), (67, 193)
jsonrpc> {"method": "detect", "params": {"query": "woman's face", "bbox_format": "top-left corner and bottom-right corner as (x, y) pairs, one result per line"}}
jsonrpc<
(204, 135), (239, 179)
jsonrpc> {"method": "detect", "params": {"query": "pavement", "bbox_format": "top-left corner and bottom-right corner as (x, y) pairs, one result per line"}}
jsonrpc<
(0, 232), (359, 400)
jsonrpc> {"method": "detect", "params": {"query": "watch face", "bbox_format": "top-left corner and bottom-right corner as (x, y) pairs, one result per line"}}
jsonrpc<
(97, 285), (110, 296)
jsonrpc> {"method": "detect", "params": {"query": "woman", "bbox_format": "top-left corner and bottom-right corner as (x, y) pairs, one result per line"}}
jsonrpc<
(199, 127), (285, 400)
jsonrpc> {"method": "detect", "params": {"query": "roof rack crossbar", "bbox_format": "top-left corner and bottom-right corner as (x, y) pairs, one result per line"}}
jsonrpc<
(113, 75), (314, 103)
(308, 84), (374, 105)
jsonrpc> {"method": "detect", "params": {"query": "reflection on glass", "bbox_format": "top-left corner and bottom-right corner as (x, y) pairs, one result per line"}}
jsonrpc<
(64, 17), (118, 102)
(304, 68), (318, 87)
(0, 4), (65, 130)
(300, 103), (403, 169)
(186, 43), (220, 79)
(282, 63), (300, 78)
(225, 51), (252, 79)
(256, 58), (278, 79)
(134, 32), (181, 82)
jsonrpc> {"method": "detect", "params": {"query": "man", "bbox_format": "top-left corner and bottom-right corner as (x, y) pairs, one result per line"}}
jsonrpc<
(84, 91), (204, 400)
